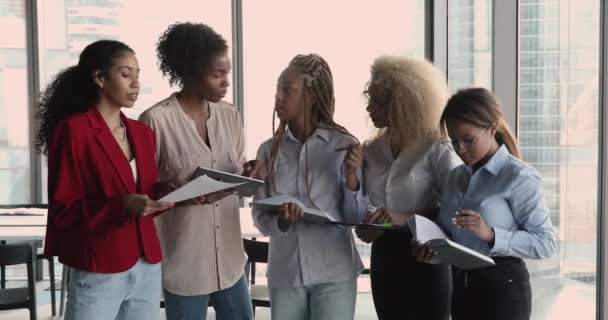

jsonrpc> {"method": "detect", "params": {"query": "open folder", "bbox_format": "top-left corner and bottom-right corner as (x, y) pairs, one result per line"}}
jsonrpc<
(251, 195), (334, 224)
(190, 167), (265, 197)
(408, 215), (496, 270)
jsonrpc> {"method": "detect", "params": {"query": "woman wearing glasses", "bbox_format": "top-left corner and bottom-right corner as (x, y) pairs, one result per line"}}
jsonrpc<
(344, 56), (461, 320)
(415, 88), (556, 320)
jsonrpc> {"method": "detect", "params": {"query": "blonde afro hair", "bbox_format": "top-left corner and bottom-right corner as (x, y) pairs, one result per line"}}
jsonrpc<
(368, 56), (448, 150)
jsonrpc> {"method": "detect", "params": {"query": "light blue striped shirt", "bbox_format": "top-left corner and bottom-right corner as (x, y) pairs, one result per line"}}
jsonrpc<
(252, 127), (364, 288)
(437, 145), (556, 259)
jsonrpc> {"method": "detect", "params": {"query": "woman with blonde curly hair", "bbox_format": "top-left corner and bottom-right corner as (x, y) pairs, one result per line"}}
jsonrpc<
(344, 56), (461, 320)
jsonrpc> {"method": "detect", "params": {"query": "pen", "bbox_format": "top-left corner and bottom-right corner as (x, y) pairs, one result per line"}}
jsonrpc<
(334, 146), (351, 152)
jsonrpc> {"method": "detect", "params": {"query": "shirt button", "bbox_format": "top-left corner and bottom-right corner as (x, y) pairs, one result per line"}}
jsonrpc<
(217, 246), (220, 251)
(216, 225), (220, 229)
(215, 203), (219, 207)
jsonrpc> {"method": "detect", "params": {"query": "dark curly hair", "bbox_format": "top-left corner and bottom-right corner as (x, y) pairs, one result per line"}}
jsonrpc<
(35, 40), (134, 155)
(156, 22), (228, 88)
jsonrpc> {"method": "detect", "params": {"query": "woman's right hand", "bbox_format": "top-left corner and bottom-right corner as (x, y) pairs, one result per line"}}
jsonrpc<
(123, 194), (174, 217)
(278, 202), (304, 225)
(355, 208), (391, 243)
(412, 240), (436, 263)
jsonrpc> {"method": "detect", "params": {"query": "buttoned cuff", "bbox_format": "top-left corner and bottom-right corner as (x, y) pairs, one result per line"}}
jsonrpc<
(342, 185), (366, 223)
(490, 227), (510, 255)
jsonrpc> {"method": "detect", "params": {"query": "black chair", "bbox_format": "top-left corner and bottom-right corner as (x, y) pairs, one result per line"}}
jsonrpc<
(0, 204), (56, 316)
(0, 241), (37, 320)
(243, 238), (270, 315)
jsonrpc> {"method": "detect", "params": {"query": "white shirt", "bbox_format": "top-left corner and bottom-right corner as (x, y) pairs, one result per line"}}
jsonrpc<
(129, 158), (137, 183)
(348, 136), (462, 221)
(253, 127), (364, 288)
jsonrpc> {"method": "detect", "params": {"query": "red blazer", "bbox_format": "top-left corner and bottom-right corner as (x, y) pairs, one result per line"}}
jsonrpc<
(44, 107), (162, 273)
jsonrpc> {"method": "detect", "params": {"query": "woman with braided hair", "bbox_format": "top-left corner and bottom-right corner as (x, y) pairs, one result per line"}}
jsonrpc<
(252, 54), (364, 320)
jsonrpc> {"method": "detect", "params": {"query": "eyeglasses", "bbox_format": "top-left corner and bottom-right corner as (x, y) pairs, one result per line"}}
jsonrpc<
(450, 127), (489, 151)
(363, 90), (389, 108)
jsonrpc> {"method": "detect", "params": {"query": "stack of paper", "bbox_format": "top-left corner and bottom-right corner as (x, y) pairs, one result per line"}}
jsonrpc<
(408, 215), (495, 270)
(251, 195), (335, 224)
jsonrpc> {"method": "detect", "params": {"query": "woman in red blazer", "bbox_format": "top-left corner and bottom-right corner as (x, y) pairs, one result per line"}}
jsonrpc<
(35, 40), (174, 320)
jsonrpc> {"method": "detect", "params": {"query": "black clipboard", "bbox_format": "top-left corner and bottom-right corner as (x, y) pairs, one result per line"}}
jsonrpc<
(324, 221), (411, 232)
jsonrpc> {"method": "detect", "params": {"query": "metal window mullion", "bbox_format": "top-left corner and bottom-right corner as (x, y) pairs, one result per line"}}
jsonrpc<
(25, 0), (41, 204)
(492, 0), (518, 133)
(597, 0), (607, 318)
(432, 0), (448, 73)
(231, 0), (244, 120)
(231, 0), (245, 208)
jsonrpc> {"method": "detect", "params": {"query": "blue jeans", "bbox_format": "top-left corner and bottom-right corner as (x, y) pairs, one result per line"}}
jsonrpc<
(269, 279), (357, 320)
(164, 274), (254, 320)
(64, 258), (161, 320)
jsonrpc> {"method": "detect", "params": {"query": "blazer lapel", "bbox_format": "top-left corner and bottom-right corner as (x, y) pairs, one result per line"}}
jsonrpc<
(86, 108), (136, 193)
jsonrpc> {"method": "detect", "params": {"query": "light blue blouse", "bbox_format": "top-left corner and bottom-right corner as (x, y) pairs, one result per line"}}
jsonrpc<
(252, 127), (364, 288)
(437, 145), (556, 259)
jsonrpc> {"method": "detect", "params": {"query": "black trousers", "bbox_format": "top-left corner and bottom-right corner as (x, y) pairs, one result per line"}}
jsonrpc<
(452, 257), (532, 320)
(370, 231), (452, 320)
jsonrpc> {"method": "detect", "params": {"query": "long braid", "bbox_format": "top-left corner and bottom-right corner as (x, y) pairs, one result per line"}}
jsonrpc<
(268, 110), (287, 194)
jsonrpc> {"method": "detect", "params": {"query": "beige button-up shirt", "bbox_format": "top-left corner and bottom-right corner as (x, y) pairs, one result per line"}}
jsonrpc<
(139, 94), (247, 295)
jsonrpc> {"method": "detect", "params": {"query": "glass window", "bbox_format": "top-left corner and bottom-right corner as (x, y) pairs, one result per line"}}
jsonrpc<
(38, 0), (232, 202)
(518, 0), (599, 319)
(242, 0), (426, 161)
(447, 0), (493, 91)
(37, 0), (232, 120)
(0, 0), (30, 204)
(242, 1), (425, 317)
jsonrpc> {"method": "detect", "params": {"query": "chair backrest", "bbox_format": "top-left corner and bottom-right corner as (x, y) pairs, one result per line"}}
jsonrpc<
(0, 242), (35, 267)
(0, 241), (37, 314)
(243, 239), (269, 264)
(243, 239), (269, 286)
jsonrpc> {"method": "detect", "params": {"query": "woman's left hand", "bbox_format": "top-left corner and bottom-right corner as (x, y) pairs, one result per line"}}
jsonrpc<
(452, 209), (495, 241)
(243, 160), (267, 180)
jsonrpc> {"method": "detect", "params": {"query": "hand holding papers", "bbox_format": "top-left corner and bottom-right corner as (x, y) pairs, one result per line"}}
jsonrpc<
(251, 195), (335, 224)
(409, 215), (495, 270)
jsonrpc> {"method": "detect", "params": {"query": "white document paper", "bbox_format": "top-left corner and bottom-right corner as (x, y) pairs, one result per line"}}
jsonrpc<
(158, 175), (246, 203)
(251, 195), (335, 224)
(190, 167), (264, 197)
(408, 214), (495, 270)
(410, 214), (449, 243)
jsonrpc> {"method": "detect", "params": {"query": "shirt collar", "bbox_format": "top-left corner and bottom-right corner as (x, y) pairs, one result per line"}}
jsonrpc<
(465, 144), (510, 176)
(284, 126), (331, 144)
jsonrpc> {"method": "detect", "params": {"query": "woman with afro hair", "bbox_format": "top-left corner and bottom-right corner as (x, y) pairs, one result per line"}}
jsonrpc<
(139, 22), (262, 320)
(344, 56), (461, 320)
